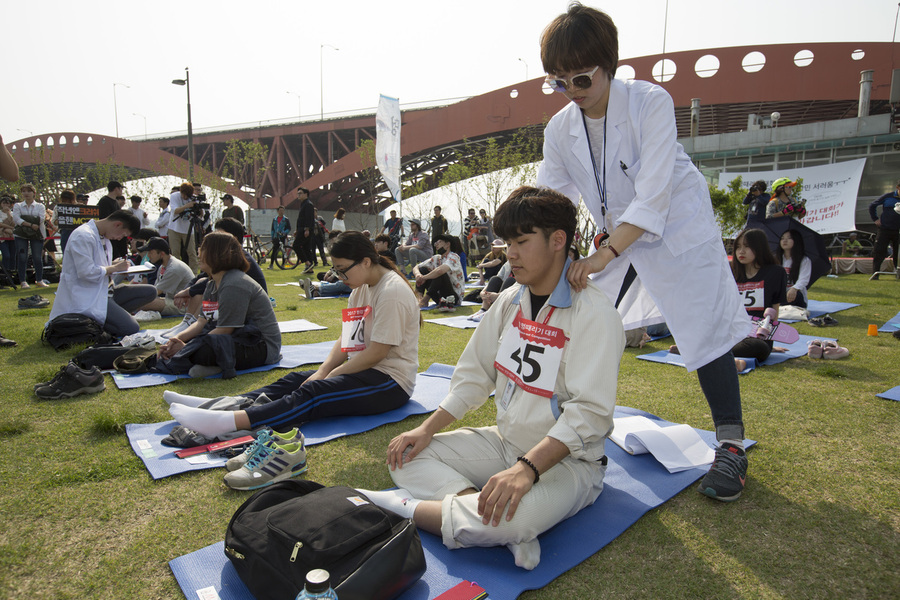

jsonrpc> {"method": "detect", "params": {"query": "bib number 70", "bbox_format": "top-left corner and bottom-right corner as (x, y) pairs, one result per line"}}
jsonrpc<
(510, 343), (544, 383)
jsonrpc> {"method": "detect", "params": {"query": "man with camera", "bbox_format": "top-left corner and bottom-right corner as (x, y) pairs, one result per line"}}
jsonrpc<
(168, 182), (201, 273)
(743, 180), (770, 220)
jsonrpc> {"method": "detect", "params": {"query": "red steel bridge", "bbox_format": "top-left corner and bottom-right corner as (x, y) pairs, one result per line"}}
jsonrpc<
(8, 42), (895, 214)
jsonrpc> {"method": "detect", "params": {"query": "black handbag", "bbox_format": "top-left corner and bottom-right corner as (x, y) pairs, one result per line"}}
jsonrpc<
(225, 480), (426, 600)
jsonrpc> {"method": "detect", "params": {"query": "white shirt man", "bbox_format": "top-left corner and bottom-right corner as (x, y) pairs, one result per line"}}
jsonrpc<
(167, 183), (200, 273)
(156, 197), (171, 238)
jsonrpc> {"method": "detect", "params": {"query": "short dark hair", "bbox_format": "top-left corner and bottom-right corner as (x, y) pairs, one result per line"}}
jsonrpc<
(159, 197), (170, 206)
(435, 233), (455, 244)
(135, 227), (159, 242)
(214, 217), (246, 241)
(199, 231), (249, 274)
(59, 189), (76, 202)
(298, 187), (310, 195)
(540, 2), (618, 78)
(494, 186), (577, 250)
(107, 181), (123, 192)
(374, 233), (392, 245)
(107, 209), (141, 236)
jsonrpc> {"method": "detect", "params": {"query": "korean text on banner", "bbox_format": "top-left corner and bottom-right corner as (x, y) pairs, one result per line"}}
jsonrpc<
(376, 94), (402, 203)
(718, 158), (867, 234)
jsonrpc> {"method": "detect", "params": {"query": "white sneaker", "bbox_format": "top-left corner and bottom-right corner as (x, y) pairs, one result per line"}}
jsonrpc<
(134, 310), (162, 322)
(120, 331), (156, 348)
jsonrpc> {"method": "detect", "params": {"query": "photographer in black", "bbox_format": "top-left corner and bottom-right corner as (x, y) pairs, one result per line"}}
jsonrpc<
(743, 180), (770, 221)
(168, 182), (203, 273)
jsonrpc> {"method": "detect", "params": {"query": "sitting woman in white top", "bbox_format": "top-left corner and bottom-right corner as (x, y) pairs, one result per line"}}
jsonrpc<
(47, 210), (142, 337)
(156, 231), (281, 379)
(775, 229), (811, 308)
(166, 231), (421, 485)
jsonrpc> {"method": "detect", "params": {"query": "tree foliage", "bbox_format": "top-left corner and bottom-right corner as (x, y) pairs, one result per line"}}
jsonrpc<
(709, 176), (749, 239)
(222, 139), (270, 202)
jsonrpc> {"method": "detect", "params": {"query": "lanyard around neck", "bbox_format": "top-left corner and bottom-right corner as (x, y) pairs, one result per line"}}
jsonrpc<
(581, 111), (609, 233)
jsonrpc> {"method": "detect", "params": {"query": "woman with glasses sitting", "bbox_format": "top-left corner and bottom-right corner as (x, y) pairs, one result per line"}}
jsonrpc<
(536, 3), (751, 502)
(166, 231), (420, 448)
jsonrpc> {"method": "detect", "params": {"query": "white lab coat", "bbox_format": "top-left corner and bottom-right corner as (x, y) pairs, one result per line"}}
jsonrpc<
(537, 78), (749, 371)
(48, 220), (113, 325)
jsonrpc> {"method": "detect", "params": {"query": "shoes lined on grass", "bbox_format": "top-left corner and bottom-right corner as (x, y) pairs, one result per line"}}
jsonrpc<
(225, 428), (302, 472)
(34, 361), (106, 400)
(0, 332), (17, 347)
(224, 432), (307, 490)
(808, 314), (838, 327)
(698, 443), (747, 502)
(822, 340), (849, 359)
(438, 296), (457, 313)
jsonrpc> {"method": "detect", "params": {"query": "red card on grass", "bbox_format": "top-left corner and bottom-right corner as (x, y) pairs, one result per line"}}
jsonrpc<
(174, 435), (254, 458)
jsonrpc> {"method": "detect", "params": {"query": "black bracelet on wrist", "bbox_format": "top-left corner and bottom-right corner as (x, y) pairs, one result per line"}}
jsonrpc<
(516, 456), (540, 484)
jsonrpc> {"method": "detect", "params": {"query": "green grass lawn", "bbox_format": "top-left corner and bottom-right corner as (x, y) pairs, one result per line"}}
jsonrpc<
(0, 268), (897, 599)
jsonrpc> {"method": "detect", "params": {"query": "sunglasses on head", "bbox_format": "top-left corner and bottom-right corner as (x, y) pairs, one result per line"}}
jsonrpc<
(545, 66), (600, 93)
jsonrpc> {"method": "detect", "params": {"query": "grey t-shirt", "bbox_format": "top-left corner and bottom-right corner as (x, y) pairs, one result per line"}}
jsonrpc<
(201, 269), (281, 364)
(155, 256), (195, 299)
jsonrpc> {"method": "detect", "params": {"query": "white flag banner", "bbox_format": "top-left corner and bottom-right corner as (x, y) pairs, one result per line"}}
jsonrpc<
(718, 158), (867, 234)
(376, 94), (402, 203)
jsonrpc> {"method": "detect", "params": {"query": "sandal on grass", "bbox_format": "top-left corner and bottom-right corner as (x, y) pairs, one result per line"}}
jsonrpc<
(822, 340), (849, 360)
(807, 339), (824, 359)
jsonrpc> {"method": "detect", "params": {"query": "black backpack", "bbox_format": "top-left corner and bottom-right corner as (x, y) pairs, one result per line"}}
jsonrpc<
(224, 480), (426, 600)
(42, 313), (115, 351)
(73, 343), (130, 370)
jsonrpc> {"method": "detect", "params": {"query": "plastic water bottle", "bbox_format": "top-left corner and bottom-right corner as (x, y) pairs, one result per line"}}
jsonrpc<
(295, 569), (338, 599)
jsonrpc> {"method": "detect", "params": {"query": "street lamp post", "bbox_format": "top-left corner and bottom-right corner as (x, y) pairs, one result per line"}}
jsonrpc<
(518, 58), (529, 80)
(113, 82), (130, 137)
(171, 68), (194, 180)
(320, 44), (339, 120)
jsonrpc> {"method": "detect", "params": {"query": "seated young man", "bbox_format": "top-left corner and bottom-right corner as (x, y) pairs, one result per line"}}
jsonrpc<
(412, 233), (465, 310)
(360, 186), (624, 570)
(48, 210), (142, 337)
(373, 233), (395, 260)
(112, 237), (195, 317)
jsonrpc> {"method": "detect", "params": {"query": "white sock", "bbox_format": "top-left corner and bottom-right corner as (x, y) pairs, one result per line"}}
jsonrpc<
(168, 404), (237, 438)
(507, 538), (541, 570)
(163, 390), (210, 408)
(356, 488), (421, 520)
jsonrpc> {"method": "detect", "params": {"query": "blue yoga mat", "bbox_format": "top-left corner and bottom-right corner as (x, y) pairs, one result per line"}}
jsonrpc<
(804, 299), (860, 319)
(638, 334), (836, 372)
(169, 405), (756, 600)
(876, 385), (900, 401)
(424, 315), (481, 329)
(126, 363), (454, 479)
(878, 311), (900, 333)
(112, 342), (335, 390)
(143, 319), (327, 344)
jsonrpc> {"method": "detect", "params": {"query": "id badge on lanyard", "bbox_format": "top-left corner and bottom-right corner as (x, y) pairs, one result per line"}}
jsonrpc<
(341, 306), (372, 353)
(493, 307), (565, 400)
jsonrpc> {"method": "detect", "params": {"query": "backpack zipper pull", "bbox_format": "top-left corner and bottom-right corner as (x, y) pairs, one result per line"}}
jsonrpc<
(290, 541), (303, 562)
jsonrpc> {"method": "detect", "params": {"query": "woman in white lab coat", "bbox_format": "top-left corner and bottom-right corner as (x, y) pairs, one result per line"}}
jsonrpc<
(536, 3), (751, 502)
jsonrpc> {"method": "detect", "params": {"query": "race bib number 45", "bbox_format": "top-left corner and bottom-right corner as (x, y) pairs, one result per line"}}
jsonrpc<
(736, 280), (765, 311)
(493, 312), (566, 398)
(341, 306), (372, 352)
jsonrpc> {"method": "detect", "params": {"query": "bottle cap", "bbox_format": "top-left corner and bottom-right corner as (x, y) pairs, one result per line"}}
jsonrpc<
(305, 569), (332, 593)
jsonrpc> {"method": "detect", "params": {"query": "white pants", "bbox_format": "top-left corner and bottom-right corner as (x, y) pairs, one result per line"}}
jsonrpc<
(390, 426), (605, 550)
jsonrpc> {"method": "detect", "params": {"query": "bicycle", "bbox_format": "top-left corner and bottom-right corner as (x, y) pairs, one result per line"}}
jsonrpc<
(275, 234), (300, 269)
(247, 234), (272, 264)
(826, 231), (874, 257)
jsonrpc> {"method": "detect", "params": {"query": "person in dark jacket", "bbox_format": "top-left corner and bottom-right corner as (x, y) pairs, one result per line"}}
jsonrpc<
(868, 180), (900, 279)
(295, 187), (316, 273)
